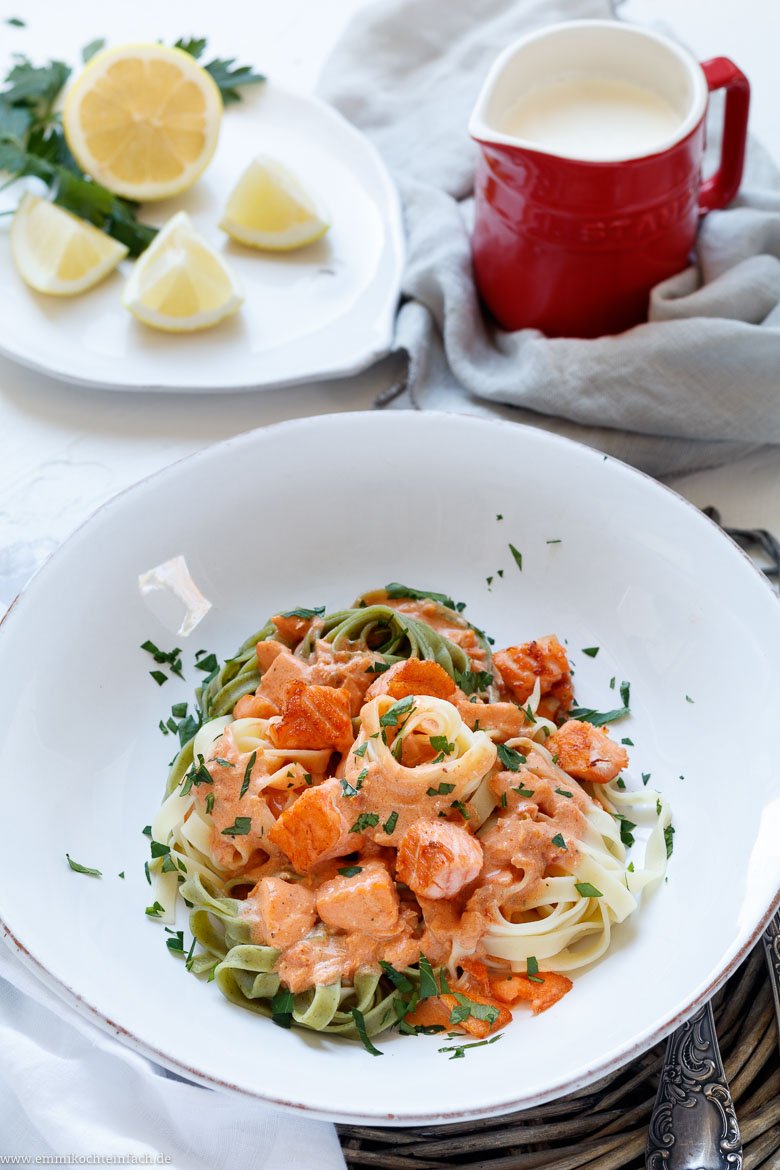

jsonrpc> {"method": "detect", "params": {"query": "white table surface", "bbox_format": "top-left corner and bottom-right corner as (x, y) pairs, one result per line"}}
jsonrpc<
(1, 0), (779, 610)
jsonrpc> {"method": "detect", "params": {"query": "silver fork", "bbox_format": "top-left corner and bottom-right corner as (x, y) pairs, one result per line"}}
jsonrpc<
(646, 998), (741, 1169)
(763, 911), (780, 1038)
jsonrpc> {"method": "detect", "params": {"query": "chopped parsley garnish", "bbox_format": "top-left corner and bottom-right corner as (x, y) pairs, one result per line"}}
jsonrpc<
(269, 987), (294, 1028)
(65, 854), (102, 877)
(582, 647), (599, 658)
(621, 737), (634, 746)
(665, 824), (675, 858)
(165, 929), (185, 956)
(194, 652), (218, 675)
(6, 17), (25, 26)
(439, 1035), (502, 1059)
(221, 817), (251, 837)
(140, 640), (184, 678)
(304, 773), (313, 786)
(513, 784), (535, 798)
(555, 787), (573, 799)
(145, 901), (165, 917)
(450, 799), (470, 820)
(278, 606), (325, 620)
(455, 669), (493, 695)
(619, 680), (631, 707)
(237, 750), (256, 799)
(184, 935), (198, 971)
(213, 758), (234, 768)
(449, 992), (499, 1028)
(509, 543), (523, 571)
(353, 742), (368, 757)
(527, 956), (539, 976)
(142, 825), (152, 837)
(150, 670), (168, 687)
(522, 704), (536, 724)
(341, 770), (366, 798)
(497, 743), (526, 771)
(118, 871), (125, 880)
(384, 582), (465, 612)
(551, 833), (567, 850)
(338, 866), (363, 877)
(497, 569), (504, 578)
(418, 955), (439, 999)
(379, 695), (416, 727)
(616, 777), (626, 789)
(205, 792), (215, 815)
(180, 754), (213, 796)
(496, 514), (503, 521)
(486, 576), (493, 588)
(144, 861), (151, 886)
(627, 861), (635, 873)
(546, 539), (561, 545)
(365, 661), (390, 675)
(500, 792), (507, 808)
(430, 735), (455, 756)
(382, 811), (398, 835)
(426, 782), (455, 796)
(575, 882), (603, 898)
(150, 840), (170, 859)
(569, 703), (628, 726)
(350, 812), (379, 834)
(171, 701), (187, 718)
(351, 1007), (383, 1055)
(685, 695), (694, 704)
(379, 961), (414, 993)
(614, 813), (636, 847)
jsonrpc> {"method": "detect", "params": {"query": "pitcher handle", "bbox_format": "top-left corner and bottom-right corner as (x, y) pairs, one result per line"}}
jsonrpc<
(698, 57), (750, 213)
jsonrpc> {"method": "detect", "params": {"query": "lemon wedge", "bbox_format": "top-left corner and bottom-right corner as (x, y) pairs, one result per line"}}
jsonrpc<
(63, 43), (222, 202)
(220, 156), (330, 250)
(11, 192), (128, 295)
(123, 211), (242, 332)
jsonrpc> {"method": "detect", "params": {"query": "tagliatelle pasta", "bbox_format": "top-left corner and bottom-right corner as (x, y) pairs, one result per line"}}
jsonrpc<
(146, 585), (672, 1052)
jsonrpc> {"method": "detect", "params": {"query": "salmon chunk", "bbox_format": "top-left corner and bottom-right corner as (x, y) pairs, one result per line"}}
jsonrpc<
(271, 681), (354, 755)
(256, 639), (286, 671)
(546, 719), (628, 783)
(271, 612), (314, 646)
(490, 971), (573, 1014)
(268, 778), (354, 872)
(365, 658), (456, 703)
(248, 876), (317, 950)
(396, 821), (483, 900)
(232, 692), (279, 719)
(406, 991), (511, 1038)
(257, 648), (310, 708)
(316, 860), (400, 938)
(494, 636), (573, 720)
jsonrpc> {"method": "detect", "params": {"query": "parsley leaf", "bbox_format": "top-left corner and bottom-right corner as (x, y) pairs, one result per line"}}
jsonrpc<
(379, 695), (415, 727)
(278, 606), (325, 620)
(569, 703), (629, 726)
(450, 799), (470, 820)
(455, 669), (493, 695)
(384, 582), (465, 612)
(438, 1036), (502, 1060)
(582, 646), (599, 658)
(221, 817), (252, 836)
(575, 882), (603, 898)
(379, 961), (414, 993)
(338, 866), (363, 877)
(239, 751), (256, 799)
(351, 1007), (383, 1056)
(418, 955), (439, 999)
(349, 812), (379, 834)
(509, 543), (523, 571)
(382, 810), (398, 835)
(551, 833), (567, 850)
(497, 743), (526, 772)
(65, 853), (102, 878)
(664, 824), (675, 858)
(426, 782), (455, 796)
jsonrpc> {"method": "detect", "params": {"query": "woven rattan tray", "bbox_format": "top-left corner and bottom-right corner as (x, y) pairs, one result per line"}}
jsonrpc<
(338, 944), (779, 1168)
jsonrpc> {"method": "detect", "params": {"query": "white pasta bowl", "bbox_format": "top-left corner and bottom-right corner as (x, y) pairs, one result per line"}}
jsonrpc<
(0, 410), (778, 1125)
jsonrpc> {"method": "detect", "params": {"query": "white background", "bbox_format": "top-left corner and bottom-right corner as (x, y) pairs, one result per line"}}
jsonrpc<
(1, 0), (779, 608)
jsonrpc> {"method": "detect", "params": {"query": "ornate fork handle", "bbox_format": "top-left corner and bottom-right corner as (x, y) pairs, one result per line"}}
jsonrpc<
(646, 999), (742, 1169)
(763, 911), (780, 1042)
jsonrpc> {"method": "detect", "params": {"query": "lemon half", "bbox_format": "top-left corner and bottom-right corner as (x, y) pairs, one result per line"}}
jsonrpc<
(123, 211), (243, 332)
(11, 193), (128, 295)
(220, 156), (330, 250)
(63, 43), (222, 202)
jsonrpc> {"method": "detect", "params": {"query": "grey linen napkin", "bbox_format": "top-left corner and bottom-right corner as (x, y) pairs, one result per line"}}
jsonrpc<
(318, 0), (780, 477)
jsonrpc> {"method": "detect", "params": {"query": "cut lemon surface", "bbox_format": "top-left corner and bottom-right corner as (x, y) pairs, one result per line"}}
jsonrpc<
(123, 211), (243, 332)
(11, 192), (128, 295)
(63, 43), (222, 202)
(220, 156), (330, 250)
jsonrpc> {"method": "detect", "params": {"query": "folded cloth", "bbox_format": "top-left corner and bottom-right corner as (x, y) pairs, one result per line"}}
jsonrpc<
(319, 0), (780, 478)
(0, 942), (346, 1168)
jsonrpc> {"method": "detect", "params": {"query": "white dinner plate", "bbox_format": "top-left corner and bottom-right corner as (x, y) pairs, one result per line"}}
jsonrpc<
(0, 82), (403, 392)
(0, 412), (778, 1124)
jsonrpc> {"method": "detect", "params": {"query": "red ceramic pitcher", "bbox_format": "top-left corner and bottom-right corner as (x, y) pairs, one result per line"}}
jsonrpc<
(469, 20), (750, 338)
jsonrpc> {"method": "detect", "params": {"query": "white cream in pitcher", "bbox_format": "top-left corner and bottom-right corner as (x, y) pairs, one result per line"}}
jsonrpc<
(500, 78), (682, 161)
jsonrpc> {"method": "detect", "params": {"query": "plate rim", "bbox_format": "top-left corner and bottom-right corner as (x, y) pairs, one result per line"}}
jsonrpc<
(1, 409), (779, 1124)
(0, 86), (404, 394)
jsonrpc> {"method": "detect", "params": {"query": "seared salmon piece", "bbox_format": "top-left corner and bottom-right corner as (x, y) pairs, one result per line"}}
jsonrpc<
(365, 658), (456, 703)
(256, 639), (286, 671)
(272, 681), (354, 755)
(406, 990), (512, 1038)
(268, 777), (354, 872)
(316, 860), (400, 938)
(494, 636), (573, 720)
(455, 698), (526, 740)
(490, 971), (572, 1014)
(271, 613), (314, 646)
(396, 821), (483, 900)
(546, 719), (628, 783)
(249, 876), (317, 950)
(257, 648), (310, 708)
(233, 692), (279, 719)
